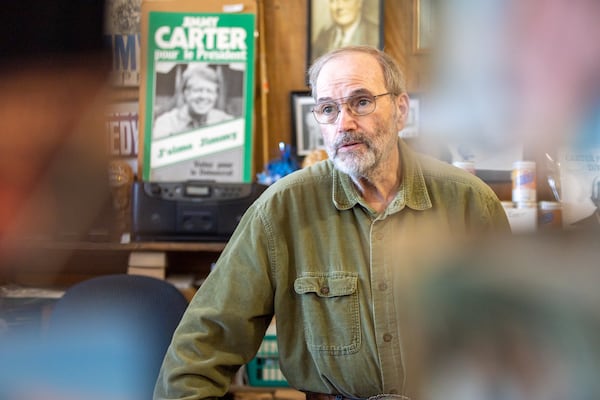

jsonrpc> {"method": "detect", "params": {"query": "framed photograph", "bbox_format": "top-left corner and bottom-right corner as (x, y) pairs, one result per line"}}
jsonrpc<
(399, 95), (420, 138)
(308, 0), (384, 65)
(291, 91), (323, 157)
(413, 0), (433, 53)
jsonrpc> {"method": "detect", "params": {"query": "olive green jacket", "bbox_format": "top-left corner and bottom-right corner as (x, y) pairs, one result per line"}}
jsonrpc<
(154, 139), (510, 399)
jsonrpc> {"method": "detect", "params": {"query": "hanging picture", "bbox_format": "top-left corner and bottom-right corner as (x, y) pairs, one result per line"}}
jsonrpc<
(308, 0), (384, 65)
(139, 2), (257, 182)
(291, 91), (323, 157)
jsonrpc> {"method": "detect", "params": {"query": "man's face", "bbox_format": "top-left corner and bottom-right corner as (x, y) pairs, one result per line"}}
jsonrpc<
(329, 0), (362, 29)
(314, 52), (407, 179)
(184, 77), (218, 116)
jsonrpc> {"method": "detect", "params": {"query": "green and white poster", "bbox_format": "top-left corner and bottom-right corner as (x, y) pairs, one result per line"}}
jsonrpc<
(141, 11), (256, 182)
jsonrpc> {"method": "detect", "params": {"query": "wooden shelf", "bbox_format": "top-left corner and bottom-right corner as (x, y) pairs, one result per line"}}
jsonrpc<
(2, 238), (227, 253)
(0, 237), (226, 288)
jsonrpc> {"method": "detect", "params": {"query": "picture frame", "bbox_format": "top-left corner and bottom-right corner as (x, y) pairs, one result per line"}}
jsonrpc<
(290, 91), (323, 157)
(413, 0), (433, 53)
(308, 0), (384, 66)
(399, 95), (420, 138)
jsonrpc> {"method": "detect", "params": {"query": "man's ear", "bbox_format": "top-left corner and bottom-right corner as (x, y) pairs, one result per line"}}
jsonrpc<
(395, 93), (410, 131)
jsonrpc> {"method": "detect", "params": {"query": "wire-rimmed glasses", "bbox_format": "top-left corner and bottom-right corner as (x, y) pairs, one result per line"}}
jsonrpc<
(312, 92), (393, 124)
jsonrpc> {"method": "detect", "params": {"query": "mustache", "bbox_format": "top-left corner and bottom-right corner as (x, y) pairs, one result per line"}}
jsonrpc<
(334, 132), (370, 151)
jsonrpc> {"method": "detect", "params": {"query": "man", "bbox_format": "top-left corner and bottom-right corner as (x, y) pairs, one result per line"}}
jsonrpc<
(312, 0), (379, 61)
(154, 46), (509, 400)
(153, 64), (233, 138)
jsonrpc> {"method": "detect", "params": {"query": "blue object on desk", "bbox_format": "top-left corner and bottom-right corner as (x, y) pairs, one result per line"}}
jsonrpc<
(257, 142), (300, 185)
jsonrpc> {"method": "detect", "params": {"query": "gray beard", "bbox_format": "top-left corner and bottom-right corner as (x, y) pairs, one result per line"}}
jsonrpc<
(332, 149), (377, 179)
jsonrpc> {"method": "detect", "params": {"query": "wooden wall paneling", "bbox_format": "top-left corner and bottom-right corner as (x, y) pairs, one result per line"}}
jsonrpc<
(253, 0), (309, 174)
(384, 0), (430, 93)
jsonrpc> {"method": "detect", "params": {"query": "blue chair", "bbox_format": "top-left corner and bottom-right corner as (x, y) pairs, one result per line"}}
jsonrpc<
(42, 274), (189, 399)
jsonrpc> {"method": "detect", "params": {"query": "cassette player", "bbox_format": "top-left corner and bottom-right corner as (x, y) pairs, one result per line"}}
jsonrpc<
(131, 181), (267, 242)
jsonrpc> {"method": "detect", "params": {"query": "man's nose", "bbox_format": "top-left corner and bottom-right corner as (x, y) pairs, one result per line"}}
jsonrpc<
(336, 104), (358, 131)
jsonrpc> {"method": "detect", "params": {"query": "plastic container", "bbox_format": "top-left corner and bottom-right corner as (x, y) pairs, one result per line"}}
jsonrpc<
(512, 161), (537, 203)
(246, 335), (288, 387)
(538, 201), (562, 229)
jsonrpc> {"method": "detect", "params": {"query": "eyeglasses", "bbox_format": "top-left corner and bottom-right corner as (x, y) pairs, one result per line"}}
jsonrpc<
(312, 92), (393, 124)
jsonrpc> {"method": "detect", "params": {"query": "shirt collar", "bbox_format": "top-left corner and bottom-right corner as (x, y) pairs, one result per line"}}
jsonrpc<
(332, 138), (433, 214)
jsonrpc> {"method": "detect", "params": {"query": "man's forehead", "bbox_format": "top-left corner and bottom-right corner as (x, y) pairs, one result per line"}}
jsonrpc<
(315, 53), (384, 98)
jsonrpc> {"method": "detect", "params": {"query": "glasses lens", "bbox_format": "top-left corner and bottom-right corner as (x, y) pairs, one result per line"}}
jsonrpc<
(348, 94), (376, 116)
(314, 102), (338, 124)
(313, 93), (382, 124)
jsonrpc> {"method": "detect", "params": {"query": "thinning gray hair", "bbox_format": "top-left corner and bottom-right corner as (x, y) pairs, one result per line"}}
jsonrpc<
(307, 45), (407, 100)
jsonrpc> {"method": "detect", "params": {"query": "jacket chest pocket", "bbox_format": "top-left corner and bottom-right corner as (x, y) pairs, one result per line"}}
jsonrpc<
(294, 272), (361, 355)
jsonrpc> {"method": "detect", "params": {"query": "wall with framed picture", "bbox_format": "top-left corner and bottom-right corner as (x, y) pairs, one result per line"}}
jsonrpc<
(291, 91), (323, 158)
(399, 95), (420, 138)
(308, 0), (384, 65)
(102, 1), (431, 183)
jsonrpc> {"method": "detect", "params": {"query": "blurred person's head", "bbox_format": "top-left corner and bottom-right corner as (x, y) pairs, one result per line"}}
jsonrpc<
(181, 65), (220, 119)
(425, 0), (600, 155)
(0, 0), (111, 240)
(329, 0), (363, 30)
(506, 0), (600, 146)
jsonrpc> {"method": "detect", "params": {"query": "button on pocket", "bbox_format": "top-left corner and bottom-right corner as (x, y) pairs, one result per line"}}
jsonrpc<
(294, 272), (361, 355)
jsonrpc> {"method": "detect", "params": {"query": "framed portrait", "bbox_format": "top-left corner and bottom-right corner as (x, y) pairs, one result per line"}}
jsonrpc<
(291, 91), (323, 157)
(308, 0), (384, 65)
(413, 0), (433, 53)
(399, 95), (420, 138)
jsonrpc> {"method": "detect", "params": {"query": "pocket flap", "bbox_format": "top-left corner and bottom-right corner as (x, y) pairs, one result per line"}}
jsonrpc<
(294, 273), (357, 298)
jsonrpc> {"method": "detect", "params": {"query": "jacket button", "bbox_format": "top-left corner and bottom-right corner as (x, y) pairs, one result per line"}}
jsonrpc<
(383, 333), (393, 342)
(320, 286), (330, 295)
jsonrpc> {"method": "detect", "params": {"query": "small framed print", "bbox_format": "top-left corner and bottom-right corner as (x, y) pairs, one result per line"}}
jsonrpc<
(308, 0), (384, 65)
(291, 91), (324, 157)
(414, 0), (434, 53)
(399, 95), (420, 138)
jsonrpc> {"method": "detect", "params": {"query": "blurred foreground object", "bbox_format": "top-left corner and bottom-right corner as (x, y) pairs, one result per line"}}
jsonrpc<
(425, 0), (600, 169)
(0, 2), (120, 397)
(413, 232), (600, 400)
(0, 0), (111, 246)
(0, 274), (188, 399)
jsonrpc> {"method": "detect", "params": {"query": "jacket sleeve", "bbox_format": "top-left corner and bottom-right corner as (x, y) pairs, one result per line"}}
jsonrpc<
(484, 191), (512, 233)
(153, 203), (275, 399)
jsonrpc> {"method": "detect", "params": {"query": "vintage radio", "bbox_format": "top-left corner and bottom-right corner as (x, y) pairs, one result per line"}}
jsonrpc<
(131, 181), (267, 241)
